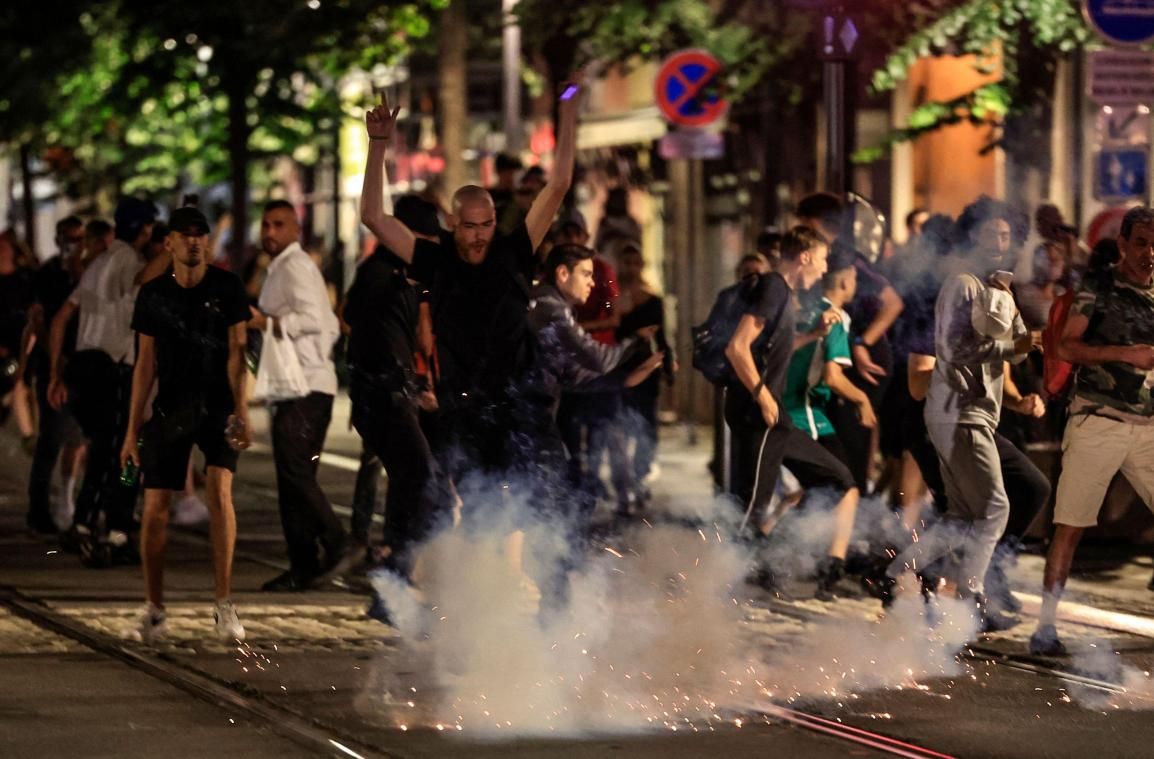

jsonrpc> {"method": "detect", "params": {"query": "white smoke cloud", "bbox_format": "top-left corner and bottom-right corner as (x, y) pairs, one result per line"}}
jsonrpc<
(364, 473), (989, 740)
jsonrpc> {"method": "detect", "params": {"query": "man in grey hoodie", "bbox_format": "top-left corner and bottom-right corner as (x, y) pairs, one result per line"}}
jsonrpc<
(886, 197), (1035, 630)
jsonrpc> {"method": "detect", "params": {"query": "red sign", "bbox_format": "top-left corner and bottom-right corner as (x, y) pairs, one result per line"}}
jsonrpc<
(1087, 206), (1129, 248)
(655, 50), (727, 128)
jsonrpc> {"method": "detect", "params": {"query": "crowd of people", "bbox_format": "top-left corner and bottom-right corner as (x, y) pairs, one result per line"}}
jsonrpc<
(4, 76), (1154, 658)
(718, 194), (1154, 657)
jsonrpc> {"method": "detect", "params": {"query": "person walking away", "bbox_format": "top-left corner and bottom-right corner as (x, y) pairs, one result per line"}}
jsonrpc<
(120, 207), (251, 642)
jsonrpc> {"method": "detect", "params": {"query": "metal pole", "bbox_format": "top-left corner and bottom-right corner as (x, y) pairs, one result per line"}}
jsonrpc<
(502, 0), (523, 154)
(1072, 47), (1085, 229)
(824, 58), (846, 193)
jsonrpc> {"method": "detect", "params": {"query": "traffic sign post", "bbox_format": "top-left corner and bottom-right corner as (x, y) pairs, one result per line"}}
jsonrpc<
(655, 49), (728, 159)
(820, 12), (860, 196)
(654, 49), (727, 128)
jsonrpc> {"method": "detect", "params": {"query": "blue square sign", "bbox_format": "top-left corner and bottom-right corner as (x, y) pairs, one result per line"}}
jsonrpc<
(1096, 148), (1148, 200)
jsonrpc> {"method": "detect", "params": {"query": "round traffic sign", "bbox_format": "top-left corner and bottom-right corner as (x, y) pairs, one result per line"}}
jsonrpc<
(1084, 0), (1154, 46)
(1087, 206), (1129, 248)
(655, 49), (727, 128)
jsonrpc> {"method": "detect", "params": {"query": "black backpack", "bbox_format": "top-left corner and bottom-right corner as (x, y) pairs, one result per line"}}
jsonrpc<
(692, 275), (760, 385)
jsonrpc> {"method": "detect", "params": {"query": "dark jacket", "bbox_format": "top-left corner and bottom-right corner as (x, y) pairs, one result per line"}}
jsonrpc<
(527, 284), (643, 408)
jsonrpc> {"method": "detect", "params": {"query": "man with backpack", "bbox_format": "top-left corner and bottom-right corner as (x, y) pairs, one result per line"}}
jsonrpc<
(1031, 207), (1154, 656)
(720, 226), (861, 600)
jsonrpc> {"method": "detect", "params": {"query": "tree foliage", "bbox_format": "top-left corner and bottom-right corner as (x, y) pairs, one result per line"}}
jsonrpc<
(858, 0), (1094, 163)
(3, 0), (446, 204)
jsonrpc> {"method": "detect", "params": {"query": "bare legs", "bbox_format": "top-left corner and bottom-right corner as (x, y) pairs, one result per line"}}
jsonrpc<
(1038, 524), (1085, 628)
(139, 466), (237, 608)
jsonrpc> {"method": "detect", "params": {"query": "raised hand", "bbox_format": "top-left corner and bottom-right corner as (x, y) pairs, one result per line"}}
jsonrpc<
(365, 92), (401, 142)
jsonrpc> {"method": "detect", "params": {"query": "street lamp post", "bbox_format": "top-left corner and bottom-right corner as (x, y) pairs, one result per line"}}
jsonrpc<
(503, 0), (523, 155)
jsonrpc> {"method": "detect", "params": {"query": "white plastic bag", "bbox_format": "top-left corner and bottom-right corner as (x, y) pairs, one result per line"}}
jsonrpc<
(252, 321), (309, 402)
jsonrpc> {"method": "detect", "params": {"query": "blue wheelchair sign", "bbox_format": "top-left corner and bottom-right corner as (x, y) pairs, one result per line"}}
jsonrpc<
(1096, 148), (1148, 200)
(1084, 0), (1154, 46)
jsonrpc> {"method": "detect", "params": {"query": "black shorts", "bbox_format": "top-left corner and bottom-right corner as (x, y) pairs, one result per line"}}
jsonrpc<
(140, 412), (238, 490)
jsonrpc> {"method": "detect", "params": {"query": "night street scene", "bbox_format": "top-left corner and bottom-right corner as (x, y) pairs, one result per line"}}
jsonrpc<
(11, 1), (1154, 757)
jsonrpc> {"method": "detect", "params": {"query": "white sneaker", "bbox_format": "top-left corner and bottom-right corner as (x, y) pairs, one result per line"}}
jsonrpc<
(213, 600), (245, 642)
(171, 494), (210, 526)
(132, 604), (168, 643)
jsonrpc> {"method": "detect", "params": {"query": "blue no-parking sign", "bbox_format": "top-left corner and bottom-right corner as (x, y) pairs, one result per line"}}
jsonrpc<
(1084, 0), (1154, 46)
(654, 50), (727, 128)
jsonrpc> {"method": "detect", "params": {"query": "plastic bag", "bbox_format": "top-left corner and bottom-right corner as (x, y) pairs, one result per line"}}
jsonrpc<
(252, 321), (309, 402)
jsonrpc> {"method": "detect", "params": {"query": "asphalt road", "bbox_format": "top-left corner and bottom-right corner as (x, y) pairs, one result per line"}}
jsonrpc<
(4, 396), (1154, 758)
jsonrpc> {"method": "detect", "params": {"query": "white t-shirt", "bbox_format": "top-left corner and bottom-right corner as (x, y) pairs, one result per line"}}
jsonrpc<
(68, 239), (143, 364)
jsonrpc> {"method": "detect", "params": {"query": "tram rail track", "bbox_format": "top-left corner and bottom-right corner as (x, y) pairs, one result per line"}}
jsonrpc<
(0, 586), (390, 759)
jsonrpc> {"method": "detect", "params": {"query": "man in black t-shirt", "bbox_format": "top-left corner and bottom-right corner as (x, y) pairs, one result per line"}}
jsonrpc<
(360, 81), (579, 481)
(724, 227), (860, 601)
(345, 195), (452, 594)
(120, 207), (251, 644)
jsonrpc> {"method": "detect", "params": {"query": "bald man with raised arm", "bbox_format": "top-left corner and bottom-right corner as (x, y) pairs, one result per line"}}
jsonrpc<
(359, 78), (580, 484)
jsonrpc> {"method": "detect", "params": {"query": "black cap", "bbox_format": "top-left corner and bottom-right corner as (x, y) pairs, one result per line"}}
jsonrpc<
(168, 206), (211, 236)
(114, 197), (157, 238)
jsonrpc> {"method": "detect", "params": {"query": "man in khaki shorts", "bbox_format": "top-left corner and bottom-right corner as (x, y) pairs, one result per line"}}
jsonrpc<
(1030, 206), (1154, 656)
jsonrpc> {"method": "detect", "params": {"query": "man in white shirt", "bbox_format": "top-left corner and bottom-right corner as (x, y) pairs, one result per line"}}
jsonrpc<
(47, 197), (155, 566)
(250, 200), (344, 591)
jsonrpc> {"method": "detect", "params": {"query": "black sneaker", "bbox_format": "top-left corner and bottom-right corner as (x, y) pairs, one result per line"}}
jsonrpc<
(747, 567), (791, 601)
(861, 570), (897, 608)
(80, 538), (112, 569)
(261, 570), (313, 592)
(1028, 624), (1069, 657)
(1147, 571), (1154, 593)
(975, 594), (1021, 633)
(366, 595), (394, 626)
(60, 524), (89, 554)
(814, 556), (846, 602)
(26, 514), (59, 536)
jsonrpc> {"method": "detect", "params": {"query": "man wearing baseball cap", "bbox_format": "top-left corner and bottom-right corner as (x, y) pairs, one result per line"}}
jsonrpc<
(121, 205), (252, 642)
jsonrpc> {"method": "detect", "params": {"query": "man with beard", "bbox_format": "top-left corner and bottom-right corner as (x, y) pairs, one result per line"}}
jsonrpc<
(359, 79), (579, 488)
(1031, 206), (1154, 656)
(250, 200), (344, 591)
(885, 196), (1036, 629)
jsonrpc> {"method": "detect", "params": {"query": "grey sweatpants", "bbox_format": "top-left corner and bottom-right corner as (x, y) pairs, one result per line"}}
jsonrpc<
(887, 422), (1010, 596)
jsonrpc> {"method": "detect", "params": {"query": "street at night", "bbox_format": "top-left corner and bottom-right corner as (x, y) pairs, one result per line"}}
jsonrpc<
(9, 1), (1154, 757)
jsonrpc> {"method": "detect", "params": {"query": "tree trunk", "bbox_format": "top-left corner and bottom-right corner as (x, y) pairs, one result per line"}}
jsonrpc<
(438, 1), (469, 195)
(19, 143), (36, 257)
(225, 70), (253, 272)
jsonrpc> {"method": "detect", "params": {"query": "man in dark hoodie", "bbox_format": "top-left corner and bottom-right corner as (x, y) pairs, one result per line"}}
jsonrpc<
(525, 242), (662, 616)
